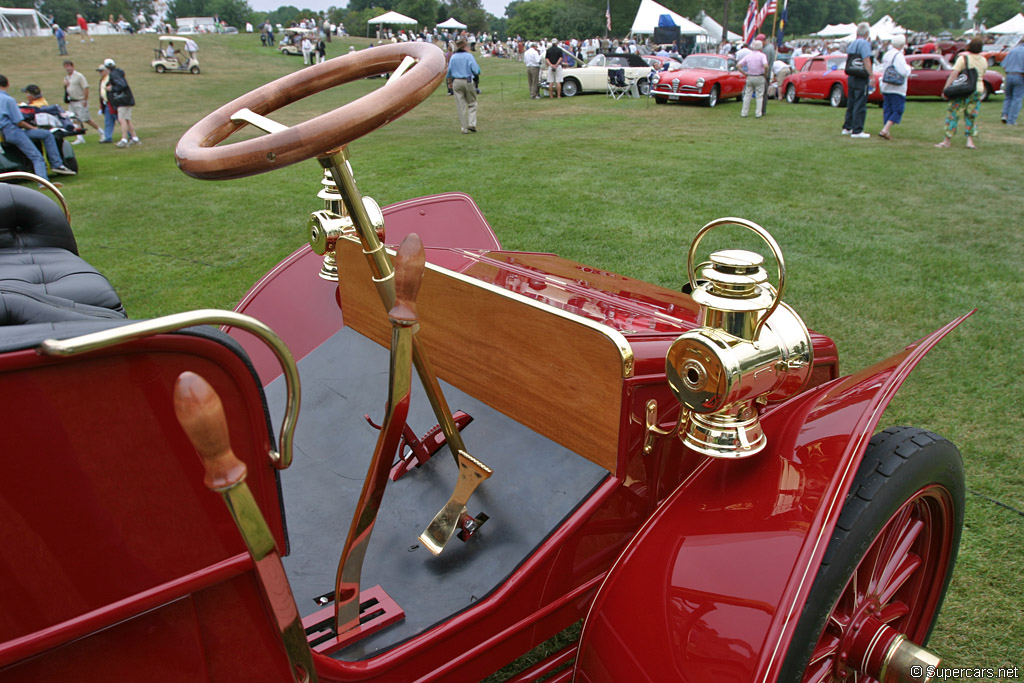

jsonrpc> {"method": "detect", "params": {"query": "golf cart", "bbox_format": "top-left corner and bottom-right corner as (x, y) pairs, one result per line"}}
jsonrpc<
(1, 43), (969, 682)
(279, 27), (315, 56)
(0, 106), (81, 174)
(152, 35), (200, 74)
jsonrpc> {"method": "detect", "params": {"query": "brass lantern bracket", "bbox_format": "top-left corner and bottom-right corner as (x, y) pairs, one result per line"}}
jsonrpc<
(687, 217), (787, 341)
(643, 399), (684, 456)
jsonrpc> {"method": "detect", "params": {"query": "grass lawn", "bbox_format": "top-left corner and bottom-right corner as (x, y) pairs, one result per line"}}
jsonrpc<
(3, 33), (1022, 680)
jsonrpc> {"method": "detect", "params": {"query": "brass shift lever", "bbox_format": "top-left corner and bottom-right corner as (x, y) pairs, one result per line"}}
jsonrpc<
(332, 233), (423, 634)
(173, 371), (319, 683)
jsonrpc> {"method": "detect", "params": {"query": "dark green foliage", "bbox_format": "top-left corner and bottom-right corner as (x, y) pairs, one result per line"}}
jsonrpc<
(974, 0), (1023, 25)
(866, 0), (966, 31)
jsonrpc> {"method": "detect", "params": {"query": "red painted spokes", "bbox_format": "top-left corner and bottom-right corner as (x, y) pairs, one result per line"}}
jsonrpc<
(802, 486), (956, 683)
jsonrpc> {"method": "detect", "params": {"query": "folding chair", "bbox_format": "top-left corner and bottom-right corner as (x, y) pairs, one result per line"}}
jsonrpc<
(607, 68), (632, 99)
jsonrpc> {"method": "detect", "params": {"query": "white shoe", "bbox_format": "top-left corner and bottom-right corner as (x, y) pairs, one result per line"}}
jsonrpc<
(51, 165), (76, 175)
(129, 137), (140, 145)
(851, 132), (871, 139)
(70, 136), (85, 145)
(116, 139), (129, 147)
(841, 129), (852, 135)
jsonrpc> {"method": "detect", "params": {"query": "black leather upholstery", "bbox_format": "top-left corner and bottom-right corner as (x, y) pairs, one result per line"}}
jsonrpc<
(0, 182), (126, 327)
(0, 183), (78, 254)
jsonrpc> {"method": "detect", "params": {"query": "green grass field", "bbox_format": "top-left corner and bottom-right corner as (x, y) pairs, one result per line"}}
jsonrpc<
(3, 32), (1022, 681)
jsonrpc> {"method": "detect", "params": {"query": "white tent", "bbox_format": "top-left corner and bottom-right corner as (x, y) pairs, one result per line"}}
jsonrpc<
(838, 16), (905, 42)
(0, 7), (51, 37)
(630, 0), (706, 36)
(700, 15), (740, 43)
(814, 22), (857, 37)
(368, 11), (418, 25)
(988, 12), (1024, 34)
(436, 17), (467, 30)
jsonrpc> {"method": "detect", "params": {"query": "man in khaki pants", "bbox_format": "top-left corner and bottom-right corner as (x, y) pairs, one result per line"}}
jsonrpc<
(447, 39), (480, 133)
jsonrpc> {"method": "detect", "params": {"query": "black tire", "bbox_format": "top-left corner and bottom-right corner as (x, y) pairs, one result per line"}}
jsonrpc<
(786, 83), (799, 103)
(59, 139), (78, 173)
(155, 64), (166, 74)
(707, 84), (720, 108)
(190, 65), (200, 74)
(982, 82), (993, 101)
(778, 426), (964, 683)
(829, 83), (846, 107)
(637, 78), (650, 96)
(654, 95), (666, 104)
(561, 78), (579, 97)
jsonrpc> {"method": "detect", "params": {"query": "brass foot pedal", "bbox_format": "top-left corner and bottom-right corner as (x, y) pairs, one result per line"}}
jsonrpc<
(419, 450), (492, 555)
(302, 585), (405, 655)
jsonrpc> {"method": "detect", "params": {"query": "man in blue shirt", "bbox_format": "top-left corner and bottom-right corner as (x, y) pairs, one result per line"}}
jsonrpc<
(1000, 42), (1024, 126)
(447, 39), (480, 134)
(0, 75), (75, 185)
(843, 23), (873, 138)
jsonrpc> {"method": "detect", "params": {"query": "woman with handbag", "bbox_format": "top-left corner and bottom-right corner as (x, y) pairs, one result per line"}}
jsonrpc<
(878, 35), (911, 141)
(935, 37), (987, 149)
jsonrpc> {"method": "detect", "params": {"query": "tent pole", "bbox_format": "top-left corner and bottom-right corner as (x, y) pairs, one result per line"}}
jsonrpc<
(721, 0), (730, 47)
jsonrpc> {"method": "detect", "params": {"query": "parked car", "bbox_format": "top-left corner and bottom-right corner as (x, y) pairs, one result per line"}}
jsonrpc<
(982, 33), (1021, 66)
(781, 54), (881, 107)
(649, 52), (745, 107)
(541, 49), (653, 97)
(1, 43), (970, 683)
(151, 35), (200, 74)
(906, 53), (1002, 100)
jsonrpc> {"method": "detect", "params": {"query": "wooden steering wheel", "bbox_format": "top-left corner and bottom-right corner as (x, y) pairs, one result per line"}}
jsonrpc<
(175, 43), (446, 181)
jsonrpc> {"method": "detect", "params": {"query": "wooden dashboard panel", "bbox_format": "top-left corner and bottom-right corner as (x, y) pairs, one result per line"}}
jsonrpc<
(336, 237), (628, 472)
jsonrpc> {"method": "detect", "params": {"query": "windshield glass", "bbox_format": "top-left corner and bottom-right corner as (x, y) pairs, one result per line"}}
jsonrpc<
(680, 55), (725, 70)
(588, 54), (605, 67)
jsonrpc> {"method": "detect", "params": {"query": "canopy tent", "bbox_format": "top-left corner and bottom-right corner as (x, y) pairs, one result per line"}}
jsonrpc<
(630, 0), (706, 36)
(436, 17), (467, 30)
(0, 7), (52, 37)
(813, 22), (857, 37)
(368, 11), (417, 25)
(838, 15), (905, 42)
(988, 12), (1024, 34)
(700, 15), (740, 43)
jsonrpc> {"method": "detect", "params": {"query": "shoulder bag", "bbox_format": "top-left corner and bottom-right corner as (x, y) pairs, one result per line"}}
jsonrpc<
(845, 49), (869, 79)
(882, 51), (905, 86)
(943, 54), (976, 99)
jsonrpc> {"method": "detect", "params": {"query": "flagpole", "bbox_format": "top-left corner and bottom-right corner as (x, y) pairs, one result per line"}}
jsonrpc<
(771, 4), (778, 42)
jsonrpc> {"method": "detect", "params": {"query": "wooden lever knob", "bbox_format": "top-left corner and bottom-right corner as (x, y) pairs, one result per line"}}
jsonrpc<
(174, 371), (247, 491)
(390, 233), (426, 324)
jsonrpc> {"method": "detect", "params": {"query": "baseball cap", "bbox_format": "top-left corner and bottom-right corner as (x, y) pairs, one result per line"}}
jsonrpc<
(21, 84), (41, 96)
(103, 58), (116, 68)
(96, 64), (107, 71)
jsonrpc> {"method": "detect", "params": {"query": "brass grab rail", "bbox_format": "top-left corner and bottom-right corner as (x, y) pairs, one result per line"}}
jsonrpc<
(37, 309), (300, 470)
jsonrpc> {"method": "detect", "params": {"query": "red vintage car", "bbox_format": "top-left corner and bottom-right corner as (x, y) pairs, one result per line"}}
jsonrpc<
(905, 53), (1003, 100)
(781, 54), (882, 107)
(2, 43), (970, 683)
(650, 52), (746, 107)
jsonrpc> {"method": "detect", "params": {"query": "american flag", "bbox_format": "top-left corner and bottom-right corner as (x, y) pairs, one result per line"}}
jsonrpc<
(742, 0), (759, 44)
(606, 0), (611, 32)
(754, 0), (777, 35)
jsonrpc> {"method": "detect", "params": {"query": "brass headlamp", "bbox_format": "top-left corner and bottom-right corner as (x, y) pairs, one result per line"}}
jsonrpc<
(667, 218), (812, 458)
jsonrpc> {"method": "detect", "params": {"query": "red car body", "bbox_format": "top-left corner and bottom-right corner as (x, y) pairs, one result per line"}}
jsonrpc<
(781, 54), (882, 107)
(0, 42), (972, 683)
(783, 53), (1003, 107)
(650, 52), (746, 107)
(906, 53), (1003, 99)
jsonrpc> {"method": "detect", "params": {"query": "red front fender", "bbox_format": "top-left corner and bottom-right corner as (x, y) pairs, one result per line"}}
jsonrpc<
(574, 312), (973, 683)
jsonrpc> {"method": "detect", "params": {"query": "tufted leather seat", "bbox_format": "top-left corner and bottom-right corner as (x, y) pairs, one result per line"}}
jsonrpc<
(0, 183), (126, 326)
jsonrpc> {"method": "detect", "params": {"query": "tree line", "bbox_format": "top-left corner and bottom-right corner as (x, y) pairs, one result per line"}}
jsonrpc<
(11, 0), (1015, 42)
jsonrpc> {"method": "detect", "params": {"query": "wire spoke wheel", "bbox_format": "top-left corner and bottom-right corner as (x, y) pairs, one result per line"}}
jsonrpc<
(781, 427), (965, 683)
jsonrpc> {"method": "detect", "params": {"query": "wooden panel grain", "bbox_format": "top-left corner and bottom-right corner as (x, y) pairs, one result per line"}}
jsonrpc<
(336, 238), (625, 472)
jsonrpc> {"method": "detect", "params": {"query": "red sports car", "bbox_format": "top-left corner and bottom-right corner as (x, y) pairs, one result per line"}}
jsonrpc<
(905, 53), (1003, 100)
(649, 52), (746, 107)
(783, 53), (1003, 107)
(781, 54), (881, 107)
